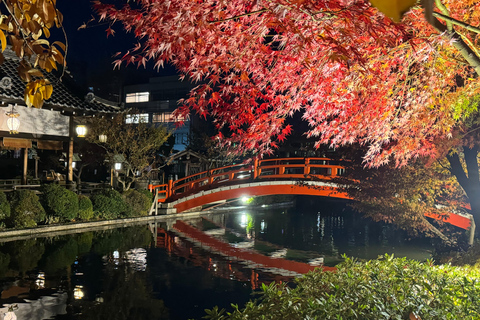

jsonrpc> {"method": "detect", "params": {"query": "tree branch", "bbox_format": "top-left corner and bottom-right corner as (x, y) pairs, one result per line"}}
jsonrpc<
(432, 12), (480, 34)
(428, 16), (480, 76)
(208, 9), (268, 24)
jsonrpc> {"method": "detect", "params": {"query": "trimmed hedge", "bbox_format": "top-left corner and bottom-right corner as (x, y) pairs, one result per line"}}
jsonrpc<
(41, 184), (79, 222)
(0, 191), (10, 222)
(123, 189), (151, 217)
(205, 255), (480, 320)
(91, 189), (129, 220)
(7, 190), (45, 228)
(77, 195), (94, 221)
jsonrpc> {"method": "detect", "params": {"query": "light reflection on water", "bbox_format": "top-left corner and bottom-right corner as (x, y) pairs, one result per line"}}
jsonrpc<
(0, 197), (434, 319)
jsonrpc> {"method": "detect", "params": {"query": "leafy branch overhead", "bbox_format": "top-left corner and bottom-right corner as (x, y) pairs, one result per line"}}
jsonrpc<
(0, 0), (66, 108)
(94, 0), (480, 168)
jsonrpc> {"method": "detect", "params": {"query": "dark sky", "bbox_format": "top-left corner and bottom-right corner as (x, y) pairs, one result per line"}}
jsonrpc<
(55, 2), (176, 99)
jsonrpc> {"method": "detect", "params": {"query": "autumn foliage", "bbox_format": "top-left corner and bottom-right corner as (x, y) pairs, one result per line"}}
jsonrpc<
(94, 1), (480, 168)
(0, 0), (66, 108)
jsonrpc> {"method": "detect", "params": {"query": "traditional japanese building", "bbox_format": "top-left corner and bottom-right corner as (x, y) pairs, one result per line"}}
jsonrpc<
(0, 50), (122, 186)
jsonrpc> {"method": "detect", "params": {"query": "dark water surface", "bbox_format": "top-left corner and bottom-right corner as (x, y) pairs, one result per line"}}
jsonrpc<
(0, 197), (433, 320)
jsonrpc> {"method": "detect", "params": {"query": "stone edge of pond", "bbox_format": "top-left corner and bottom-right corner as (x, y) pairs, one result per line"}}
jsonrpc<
(0, 211), (209, 242)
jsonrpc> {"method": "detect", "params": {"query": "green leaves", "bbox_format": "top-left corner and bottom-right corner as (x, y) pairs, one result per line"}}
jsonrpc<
(206, 255), (480, 319)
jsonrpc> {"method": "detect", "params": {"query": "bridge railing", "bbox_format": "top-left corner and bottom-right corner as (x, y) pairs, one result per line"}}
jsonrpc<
(149, 157), (346, 202)
(172, 163), (253, 195)
(257, 158), (345, 179)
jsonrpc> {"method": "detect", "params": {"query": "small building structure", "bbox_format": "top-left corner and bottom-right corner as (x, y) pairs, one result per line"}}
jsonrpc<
(0, 50), (121, 187)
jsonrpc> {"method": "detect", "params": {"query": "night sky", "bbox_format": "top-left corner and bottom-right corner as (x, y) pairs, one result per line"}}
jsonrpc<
(55, 2), (176, 100)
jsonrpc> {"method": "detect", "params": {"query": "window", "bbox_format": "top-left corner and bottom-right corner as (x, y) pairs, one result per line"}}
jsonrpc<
(152, 112), (186, 123)
(174, 133), (189, 145)
(126, 113), (149, 124)
(126, 92), (149, 103)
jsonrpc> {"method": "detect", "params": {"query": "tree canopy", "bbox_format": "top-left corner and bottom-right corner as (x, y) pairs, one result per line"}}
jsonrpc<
(86, 112), (171, 191)
(94, 0), (480, 167)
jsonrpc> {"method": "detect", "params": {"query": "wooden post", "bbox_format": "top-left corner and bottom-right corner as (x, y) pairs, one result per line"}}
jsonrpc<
(34, 156), (38, 180)
(304, 158), (310, 175)
(22, 147), (28, 185)
(469, 216), (476, 246)
(253, 158), (259, 179)
(167, 176), (174, 197)
(67, 116), (74, 186)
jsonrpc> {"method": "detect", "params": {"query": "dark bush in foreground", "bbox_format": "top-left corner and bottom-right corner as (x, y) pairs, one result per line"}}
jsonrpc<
(41, 184), (79, 222)
(0, 191), (10, 222)
(123, 189), (151, 217)
(91, 189), (129, 219)
(77, 195), (94, 221)
(7, 190), (45, 228)
(205, 255), (480, 320)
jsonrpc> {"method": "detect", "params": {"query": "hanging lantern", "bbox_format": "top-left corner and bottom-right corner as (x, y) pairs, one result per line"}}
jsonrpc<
(6, 104), (20, 134)
(99, 134), (107, 143)
(76, 125), (87, 137)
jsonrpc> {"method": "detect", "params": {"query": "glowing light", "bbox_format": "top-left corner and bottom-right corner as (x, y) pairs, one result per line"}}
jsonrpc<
(76, 125), (87, 137)
(99, 134), (107, 143)
(74, 285), (84, 300)
(6, 105), (20, 134)
(241, 196), (250, 203)
(240, 213), (248, 228)
(114, 162), (122, 170)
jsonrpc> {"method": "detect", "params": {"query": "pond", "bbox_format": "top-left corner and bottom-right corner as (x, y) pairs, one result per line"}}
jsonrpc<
(0, 196), (434, 320)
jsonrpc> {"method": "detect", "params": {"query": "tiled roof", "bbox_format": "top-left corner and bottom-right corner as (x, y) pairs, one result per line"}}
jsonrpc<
(0, 50), (123, 114)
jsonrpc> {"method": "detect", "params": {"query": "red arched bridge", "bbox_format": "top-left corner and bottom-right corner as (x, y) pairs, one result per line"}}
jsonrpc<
(148, 157), (472, 230)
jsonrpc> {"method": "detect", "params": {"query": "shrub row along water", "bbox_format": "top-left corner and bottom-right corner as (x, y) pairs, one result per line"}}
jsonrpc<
(0, 185), (153, 229)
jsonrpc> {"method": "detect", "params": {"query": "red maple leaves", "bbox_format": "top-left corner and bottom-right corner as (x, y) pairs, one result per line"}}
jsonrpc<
(94, 0), (480, 166)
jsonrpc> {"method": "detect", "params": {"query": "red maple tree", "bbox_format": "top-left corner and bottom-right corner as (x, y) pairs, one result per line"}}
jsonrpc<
(94, 0), (480, 166)
(94, 0), (480, 235)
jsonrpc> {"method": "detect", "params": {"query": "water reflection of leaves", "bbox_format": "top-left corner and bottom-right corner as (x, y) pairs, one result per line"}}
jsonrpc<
(41, 238), (79, 274)
(10, 239), (45, 276)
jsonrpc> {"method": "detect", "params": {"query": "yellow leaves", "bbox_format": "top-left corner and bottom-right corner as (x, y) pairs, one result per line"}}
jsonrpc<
(24, 79), (52, 108)
(0, 30), (6, 52)
(369, 0), (417, 22)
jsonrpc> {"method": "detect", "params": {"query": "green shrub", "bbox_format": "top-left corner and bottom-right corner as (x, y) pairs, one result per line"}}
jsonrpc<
(91, 189), (129, 220)
(137, 188), (154, 201)
(205, 255), (480, 320)
(7, 190), (45, 228)
(0, 191), (10, 221)
(123, 189), (151, 217)
(77, 195), (94, 221)
(41, 184), (79, 222)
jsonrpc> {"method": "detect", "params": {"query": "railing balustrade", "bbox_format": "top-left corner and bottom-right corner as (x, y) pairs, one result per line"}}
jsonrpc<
(148, 158), (346, 203)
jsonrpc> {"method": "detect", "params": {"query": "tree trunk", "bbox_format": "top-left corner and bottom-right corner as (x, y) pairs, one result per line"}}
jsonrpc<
(447, 147), (480, 237)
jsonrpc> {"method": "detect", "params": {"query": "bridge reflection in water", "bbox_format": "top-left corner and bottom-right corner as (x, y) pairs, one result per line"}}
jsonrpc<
(154, 221), (334, 290)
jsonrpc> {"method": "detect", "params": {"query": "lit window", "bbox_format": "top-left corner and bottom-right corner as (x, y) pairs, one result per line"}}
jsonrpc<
(126, 113), (149, 124)
(126, 92), (149, 103)
(152, 112), (186, 123)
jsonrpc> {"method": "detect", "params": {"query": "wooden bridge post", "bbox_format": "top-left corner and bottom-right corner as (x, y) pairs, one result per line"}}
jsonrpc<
(208, 170), (214, 184)
(331, 167), (338, 177)
(167, 176), (174, 198)
(304, 158), (310, 175)
(253, 158), (259, 179)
